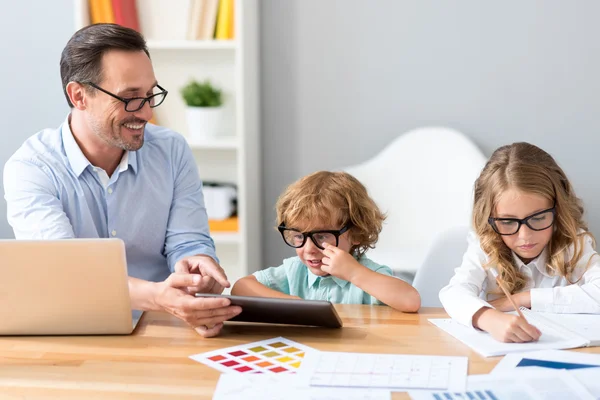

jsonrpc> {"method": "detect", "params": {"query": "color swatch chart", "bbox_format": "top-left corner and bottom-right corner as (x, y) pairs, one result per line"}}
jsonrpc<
(190, 337), (316, 374)
(303, 352), (468, 391)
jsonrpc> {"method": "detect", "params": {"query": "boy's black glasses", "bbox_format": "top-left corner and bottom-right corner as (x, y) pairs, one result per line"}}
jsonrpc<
(278, 223), (352, 250)
(82, 82), (168, 112)
(488, 207), (556, 235)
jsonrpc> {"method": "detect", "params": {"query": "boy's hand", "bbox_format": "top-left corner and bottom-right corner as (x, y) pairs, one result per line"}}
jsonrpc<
(320, 243), (364, 282)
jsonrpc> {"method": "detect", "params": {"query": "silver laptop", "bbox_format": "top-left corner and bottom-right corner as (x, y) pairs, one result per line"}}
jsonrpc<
(0, 238), (142, 335)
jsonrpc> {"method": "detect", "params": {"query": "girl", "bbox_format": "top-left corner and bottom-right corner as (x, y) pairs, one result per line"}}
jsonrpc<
(440, 142), (600, 343)
(232, 171), (421, 312)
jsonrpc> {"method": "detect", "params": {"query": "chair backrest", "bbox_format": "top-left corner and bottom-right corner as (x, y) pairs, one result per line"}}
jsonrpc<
(412, 226), (470, 307)
(344, 127), (486, 275)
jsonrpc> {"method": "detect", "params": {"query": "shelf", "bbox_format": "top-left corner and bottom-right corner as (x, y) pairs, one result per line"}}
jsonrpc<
(187, 136), (240, 150)
(212, 232), (240, 244)
(146, 40), (237, 50)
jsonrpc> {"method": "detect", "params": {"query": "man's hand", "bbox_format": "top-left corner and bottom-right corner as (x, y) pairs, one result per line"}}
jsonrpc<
(320, 243), (364, 282)
(174, 255), (230, 295)
(489, 291), (531, 312)
(153, 273), (241, 337)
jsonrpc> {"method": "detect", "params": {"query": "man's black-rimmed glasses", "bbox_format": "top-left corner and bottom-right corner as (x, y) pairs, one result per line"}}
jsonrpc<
(278, 223), (352, 250)
(83, 82), (168, 112)
(488, 207), (556, 235)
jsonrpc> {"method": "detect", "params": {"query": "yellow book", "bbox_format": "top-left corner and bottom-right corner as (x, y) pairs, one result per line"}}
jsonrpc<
(214, 0), (234, 40)
(89, 0), (115, 24)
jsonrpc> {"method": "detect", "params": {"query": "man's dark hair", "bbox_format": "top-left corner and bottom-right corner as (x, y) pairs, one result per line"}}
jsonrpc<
(60, 23), (150, 108)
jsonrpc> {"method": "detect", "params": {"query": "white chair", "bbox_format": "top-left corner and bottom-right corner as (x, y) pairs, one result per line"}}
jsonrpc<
(344, 126), (486, 279)
(412, 226), (470, 307)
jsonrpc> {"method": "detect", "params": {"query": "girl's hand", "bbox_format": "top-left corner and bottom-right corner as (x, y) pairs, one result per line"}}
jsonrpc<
(474, 307), (541, 343)
(489, 291), (531, 311)
(320, 243), (364, 282)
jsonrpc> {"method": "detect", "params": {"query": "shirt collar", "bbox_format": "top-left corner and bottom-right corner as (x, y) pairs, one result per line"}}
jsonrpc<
(126, 149), (138, 174)
(307, 269), (350, 288)
(61, 114), (138, 176)
(511, 246), (552, 277)
(61, 116), (91, 177)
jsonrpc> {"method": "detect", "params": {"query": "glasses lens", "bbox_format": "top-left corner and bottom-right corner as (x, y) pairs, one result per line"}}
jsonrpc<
(311, 232), (337, 248)
(526, 211), (554, 231)
(494, 220), (520, 235)
(125, 98), (145, 112)
(149, 92), (167, 108)
(282, 230), (305, 247)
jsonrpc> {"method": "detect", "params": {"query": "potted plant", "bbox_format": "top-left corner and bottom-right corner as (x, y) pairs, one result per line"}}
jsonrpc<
(181, 79), (223, 140)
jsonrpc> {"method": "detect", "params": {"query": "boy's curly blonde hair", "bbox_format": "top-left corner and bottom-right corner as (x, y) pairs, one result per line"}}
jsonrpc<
(275, 171), (385, 257)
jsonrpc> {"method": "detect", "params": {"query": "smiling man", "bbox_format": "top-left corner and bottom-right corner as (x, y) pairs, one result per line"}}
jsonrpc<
(3, 24), (241, 337)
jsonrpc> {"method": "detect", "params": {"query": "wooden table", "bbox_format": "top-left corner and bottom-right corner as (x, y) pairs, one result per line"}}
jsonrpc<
(1, 306), (598, 399)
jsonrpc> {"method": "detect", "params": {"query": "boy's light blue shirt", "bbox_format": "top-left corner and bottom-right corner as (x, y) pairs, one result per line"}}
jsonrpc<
(3, 116), (217, 283)
(253, 256), (393, 305)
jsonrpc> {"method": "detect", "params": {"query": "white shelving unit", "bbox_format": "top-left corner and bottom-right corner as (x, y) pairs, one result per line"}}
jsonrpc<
(74, 0), (261, 285)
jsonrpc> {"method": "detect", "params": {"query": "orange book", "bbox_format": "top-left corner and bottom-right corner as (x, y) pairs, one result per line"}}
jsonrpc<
(89, 0), (115, 24)
(209, 217), (239, 232)
(111, 0), (140, 31)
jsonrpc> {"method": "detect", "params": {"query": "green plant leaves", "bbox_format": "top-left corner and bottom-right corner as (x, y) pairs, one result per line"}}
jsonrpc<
(180, 80), (223, 107)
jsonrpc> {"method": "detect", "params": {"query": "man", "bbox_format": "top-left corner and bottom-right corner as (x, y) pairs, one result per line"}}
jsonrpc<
(3, 23), (241, 337)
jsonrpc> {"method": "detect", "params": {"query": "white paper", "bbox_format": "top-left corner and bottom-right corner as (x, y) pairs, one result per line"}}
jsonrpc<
(492, 350), (600, 374)
(408, 368), (595, 400)
(527, 312), (600, 345)
(212, 374), (391, 400)
(429, 318), (586, 357)
(300, 351), (467, 391)
(570, 368), (600, 399)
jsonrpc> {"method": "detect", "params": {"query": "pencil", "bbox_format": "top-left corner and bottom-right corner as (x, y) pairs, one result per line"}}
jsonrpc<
(490, 268), (526, 320)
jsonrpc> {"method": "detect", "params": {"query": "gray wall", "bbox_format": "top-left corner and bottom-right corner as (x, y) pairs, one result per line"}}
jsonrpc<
(260, 1), (600, 267)
(0, 0), (72, 238)
(3, 1), (600, 267)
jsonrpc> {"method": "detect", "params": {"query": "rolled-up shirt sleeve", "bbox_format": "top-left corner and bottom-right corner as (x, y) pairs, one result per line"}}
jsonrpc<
(253, 264), (291, 295)
(164, 138), (217, 271)
(4, 158), (75, 239)
(530, 235), (600, 314)
(439, 232), (494, 327)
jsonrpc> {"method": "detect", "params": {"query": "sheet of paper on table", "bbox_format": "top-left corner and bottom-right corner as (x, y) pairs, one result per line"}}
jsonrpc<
(408, 368), (595, 400)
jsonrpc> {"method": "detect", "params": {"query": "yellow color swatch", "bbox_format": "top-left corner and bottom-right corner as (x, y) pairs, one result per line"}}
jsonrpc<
(282, 347), (301, 354)
(276, 356), (294, 363)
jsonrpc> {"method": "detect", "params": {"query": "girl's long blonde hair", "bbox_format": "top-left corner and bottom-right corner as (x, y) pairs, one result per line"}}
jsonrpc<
(473, 142), (593, 294)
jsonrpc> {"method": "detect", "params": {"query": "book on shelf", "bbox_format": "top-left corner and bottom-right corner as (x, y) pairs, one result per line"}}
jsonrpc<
(111, 0), (140, 31)
(186, 0), (204, 40)
(215, 0), (234, 40)
(88, 0), (139, 31)
(209, 217), (238, 232)
(186, 0), (219, 41)
(200, 0), (219, 40)
(89, 0), (115, 24)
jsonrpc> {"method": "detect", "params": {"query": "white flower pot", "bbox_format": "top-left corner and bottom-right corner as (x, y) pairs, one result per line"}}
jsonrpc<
(186, 106), (223, 139)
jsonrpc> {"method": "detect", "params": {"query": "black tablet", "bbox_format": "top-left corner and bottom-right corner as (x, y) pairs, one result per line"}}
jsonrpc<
(195, 294), (343, 328)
